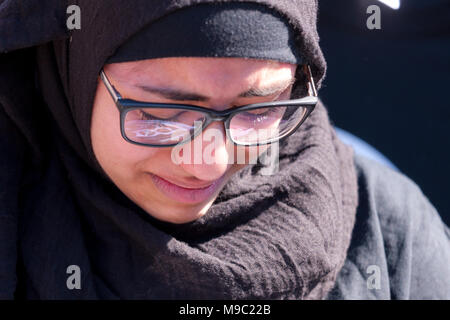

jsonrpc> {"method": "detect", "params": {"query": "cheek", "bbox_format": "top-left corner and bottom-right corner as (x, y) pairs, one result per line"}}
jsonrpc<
(90, 84), (159, 179)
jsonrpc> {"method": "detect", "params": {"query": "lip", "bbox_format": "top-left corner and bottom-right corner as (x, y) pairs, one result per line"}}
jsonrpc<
(149, 173), (225, 204)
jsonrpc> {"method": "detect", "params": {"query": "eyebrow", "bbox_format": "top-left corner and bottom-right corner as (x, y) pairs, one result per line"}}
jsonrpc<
(136, 77), (296, 102)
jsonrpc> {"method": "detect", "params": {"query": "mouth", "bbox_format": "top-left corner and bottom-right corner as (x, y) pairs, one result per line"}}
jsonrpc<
(148, 173), (226, 204)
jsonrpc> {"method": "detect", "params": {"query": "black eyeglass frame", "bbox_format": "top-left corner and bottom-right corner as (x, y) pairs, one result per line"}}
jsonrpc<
(100, 64), (318, 147)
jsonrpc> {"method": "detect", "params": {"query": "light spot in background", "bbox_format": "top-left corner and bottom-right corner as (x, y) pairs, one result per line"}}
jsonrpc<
(377, 0), (401, 10)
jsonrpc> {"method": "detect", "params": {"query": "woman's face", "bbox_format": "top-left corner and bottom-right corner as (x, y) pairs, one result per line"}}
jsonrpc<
(91, 57), (296, 223)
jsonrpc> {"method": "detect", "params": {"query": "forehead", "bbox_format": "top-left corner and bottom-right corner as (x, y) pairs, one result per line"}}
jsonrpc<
(104, 57), (297, 87)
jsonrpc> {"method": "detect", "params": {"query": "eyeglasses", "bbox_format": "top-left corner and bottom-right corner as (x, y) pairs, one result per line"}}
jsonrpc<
(100, 64), (318, 147)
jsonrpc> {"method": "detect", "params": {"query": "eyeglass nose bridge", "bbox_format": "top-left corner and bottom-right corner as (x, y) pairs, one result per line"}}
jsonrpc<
(209, 115), (228, 122)
(201, 114), (231, 134)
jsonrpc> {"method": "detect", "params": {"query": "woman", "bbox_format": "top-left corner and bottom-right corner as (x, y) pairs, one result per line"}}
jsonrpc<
(0, 0), (448, 299)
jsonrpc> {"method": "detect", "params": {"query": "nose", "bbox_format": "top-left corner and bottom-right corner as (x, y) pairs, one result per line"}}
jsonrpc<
(178, 121), (231, 181)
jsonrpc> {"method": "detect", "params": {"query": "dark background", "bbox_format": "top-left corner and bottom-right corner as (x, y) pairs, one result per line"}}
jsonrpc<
(317, 0), (450, 225)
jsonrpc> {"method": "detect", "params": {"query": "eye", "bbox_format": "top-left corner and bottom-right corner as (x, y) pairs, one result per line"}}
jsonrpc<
(240, 108), (280, 120)
(138, 109), (185, 121)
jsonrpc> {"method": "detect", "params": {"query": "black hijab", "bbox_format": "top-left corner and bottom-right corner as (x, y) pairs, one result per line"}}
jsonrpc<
(0, 0), (358, 299)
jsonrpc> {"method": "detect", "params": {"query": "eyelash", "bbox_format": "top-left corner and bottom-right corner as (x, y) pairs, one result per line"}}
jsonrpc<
(137, 107), (280, 123)
(138, 110), (184, 121)
(240, 108), (279, 120)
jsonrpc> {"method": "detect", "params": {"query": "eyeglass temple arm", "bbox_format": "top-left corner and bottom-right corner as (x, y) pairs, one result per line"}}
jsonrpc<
(100, 69), (122, 102)
(304, 65), (318, 97)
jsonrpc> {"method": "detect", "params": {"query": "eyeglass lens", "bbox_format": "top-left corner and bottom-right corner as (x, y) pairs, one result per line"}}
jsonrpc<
(123, 105), (308, 146)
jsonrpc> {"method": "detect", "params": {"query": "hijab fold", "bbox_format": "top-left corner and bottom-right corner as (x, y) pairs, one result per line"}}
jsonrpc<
(0, 0), (359, 299)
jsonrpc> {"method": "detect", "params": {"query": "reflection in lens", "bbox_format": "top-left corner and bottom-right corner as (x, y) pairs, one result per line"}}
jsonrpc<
(229, 105), (307, 144)
(124, 108), (205, 145)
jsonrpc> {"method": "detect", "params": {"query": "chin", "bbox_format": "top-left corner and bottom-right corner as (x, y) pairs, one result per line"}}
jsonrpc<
(163, 210), (207, 224)
(146, 202), (211, 224)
